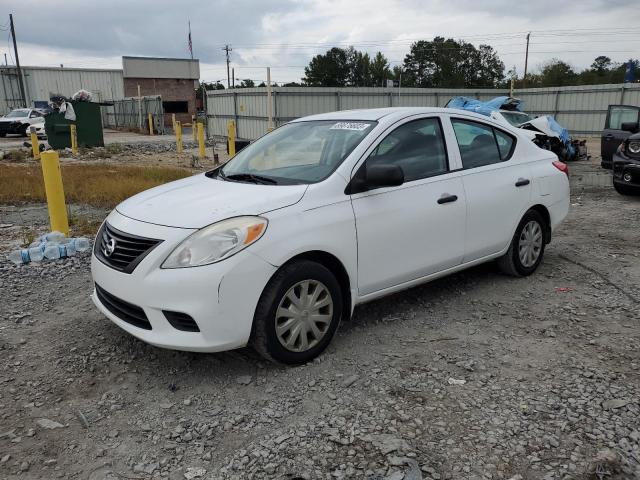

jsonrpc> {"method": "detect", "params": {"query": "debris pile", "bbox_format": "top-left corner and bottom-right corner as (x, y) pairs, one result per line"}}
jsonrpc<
(6, 230), (90, 265)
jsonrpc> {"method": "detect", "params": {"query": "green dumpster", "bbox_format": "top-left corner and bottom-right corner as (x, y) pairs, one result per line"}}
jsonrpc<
(45, 101), (104, 149)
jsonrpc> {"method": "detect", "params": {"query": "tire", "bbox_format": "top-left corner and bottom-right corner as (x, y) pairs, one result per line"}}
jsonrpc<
(19, 125), (28, 137)
(613, 182), (639, 196)
(251, 260), (343, 365)
(0, 132), (5, 138)
(497, 210), (547, 277)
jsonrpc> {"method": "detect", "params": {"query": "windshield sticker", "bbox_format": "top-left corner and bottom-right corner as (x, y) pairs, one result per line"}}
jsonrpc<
(330, 122), (370, 131)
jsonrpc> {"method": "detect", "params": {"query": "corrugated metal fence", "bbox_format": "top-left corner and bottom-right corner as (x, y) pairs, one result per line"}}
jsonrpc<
(206, 83), (640, 140)
(102, 96), (165, 134)
(1, 66), (124, 115)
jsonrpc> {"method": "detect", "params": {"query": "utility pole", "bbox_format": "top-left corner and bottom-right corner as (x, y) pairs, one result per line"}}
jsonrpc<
(9, 14), (27, 107)
(266, 67), (273, 131)
(222, 44), (232, 89)
(523, 32), (531, 89)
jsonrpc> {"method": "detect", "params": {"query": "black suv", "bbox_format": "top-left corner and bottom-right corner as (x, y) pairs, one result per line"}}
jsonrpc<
(612, 122), (640, 195)
(601, 105), (640, 168)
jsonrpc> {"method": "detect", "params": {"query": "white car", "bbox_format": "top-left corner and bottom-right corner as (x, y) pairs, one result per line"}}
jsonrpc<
(91, 107), (570, 364)
(0, 108), (46, 137)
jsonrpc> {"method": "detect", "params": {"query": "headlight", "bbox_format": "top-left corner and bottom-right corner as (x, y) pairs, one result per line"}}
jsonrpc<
(628, 140), (640, 154)
(161, 216), (267, 268)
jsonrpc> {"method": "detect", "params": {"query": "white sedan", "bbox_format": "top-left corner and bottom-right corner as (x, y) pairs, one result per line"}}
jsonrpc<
(91, 107), (570, 364)
(0, 108), (46, 137)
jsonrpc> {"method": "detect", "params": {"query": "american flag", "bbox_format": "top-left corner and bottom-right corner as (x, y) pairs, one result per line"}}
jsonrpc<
(188, 21), (193, 59)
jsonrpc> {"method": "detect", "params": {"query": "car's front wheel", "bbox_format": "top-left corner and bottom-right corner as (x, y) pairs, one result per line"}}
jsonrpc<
(613, 182), (638, 196)
(498, 210), (547, 277)
(251, 260), (342, 364)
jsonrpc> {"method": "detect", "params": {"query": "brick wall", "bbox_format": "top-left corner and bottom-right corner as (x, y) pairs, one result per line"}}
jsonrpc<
(124, 77), (196, 127)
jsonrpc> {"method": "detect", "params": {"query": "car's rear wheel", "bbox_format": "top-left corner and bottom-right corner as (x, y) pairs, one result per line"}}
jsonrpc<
(497, 210), (547, 277)
(251, 260), (342, 364)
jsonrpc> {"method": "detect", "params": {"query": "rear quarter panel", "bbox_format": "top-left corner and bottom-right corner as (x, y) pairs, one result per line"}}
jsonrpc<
(529, 155), (570, 231)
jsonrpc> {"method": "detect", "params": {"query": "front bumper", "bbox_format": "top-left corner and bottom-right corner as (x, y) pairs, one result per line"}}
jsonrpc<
(91, 211), (277, 352)
(612, 154), (640, 190)
(0, 121), (25, 134)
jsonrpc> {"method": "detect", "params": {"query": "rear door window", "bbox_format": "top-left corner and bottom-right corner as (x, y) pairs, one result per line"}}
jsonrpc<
(451, 119), (515, 169)
(607, 106), (640, 130)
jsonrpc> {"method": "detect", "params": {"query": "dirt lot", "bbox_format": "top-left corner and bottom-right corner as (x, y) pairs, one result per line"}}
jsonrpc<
(0, 128), (230, 170)
(0, 150), (639, 480)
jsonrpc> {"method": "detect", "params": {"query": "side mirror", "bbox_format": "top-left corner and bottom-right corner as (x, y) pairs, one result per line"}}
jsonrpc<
(367, 164), (404, 188)
(621, 122), (639, 133)
(347, 163), (404, 194)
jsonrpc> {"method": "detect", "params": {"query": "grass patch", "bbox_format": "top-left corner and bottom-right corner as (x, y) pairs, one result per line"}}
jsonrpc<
(0, 164), (192, 209)
(3, 149), (28, 162)
(69, 213), (103, 237)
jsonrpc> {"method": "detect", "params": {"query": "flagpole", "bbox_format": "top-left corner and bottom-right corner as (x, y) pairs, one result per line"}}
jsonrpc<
(188, 20), (193, 60)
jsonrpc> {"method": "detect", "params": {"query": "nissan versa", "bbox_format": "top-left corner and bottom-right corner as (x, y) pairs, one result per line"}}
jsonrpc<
(91, 107), (570, 364)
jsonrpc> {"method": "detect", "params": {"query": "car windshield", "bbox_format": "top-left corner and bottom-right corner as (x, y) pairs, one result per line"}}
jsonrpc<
(6, 109), (29, 118)
(217, 120), (376, 184)
(500, 111), (535, 127)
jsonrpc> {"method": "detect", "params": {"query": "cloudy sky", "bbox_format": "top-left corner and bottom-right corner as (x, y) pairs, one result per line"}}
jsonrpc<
(3, 0), (640, 86)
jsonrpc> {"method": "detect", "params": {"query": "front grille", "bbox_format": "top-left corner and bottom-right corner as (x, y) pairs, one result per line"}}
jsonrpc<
(94, 223), (162, 274)
(163, 311), (200, 332)
(95, 284), (152, 330)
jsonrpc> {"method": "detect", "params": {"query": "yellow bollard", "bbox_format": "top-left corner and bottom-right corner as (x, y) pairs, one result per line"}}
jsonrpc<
(30, 127), (40, 159)
(228, 120), (236, 157)
(172, 113), (176, 131)
(192, 115), (197, 141)
(70, 124), (78, 155)
(40, 151), (69, 236)
(148, 113), (154, 135)
(198, 123), (206, 160)
(176, 121), (183, 153)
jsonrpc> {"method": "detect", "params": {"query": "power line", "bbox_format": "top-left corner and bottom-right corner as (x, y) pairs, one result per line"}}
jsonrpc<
(218, 27), (640, 50)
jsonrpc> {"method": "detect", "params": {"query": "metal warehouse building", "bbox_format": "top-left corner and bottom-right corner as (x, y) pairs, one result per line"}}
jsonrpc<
(0, 66), (124, 114)
(206, 83), (640, 139)
(1, 57), (199, 128)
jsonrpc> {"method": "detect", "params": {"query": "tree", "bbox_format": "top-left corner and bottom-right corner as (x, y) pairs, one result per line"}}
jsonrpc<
(201, 81), (224, 90)
(346, 47), (372, 87)
(237, 79), (255, 88)
(537, 59), (578, 87)
(303, 47), (392, 87)
(303, 47), (350, 86)
(370, 52), (392, 87)
(401, 37), (504, 88)
(591, 56), (613, 73)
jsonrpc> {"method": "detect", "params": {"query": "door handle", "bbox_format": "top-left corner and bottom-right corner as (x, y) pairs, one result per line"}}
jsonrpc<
(515, 178), (530, 187)
(605, 134), (613, 140)
(437, 194), (458, 204)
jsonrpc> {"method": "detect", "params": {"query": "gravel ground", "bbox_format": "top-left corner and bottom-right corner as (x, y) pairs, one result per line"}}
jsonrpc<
(0, 157), (639, 480)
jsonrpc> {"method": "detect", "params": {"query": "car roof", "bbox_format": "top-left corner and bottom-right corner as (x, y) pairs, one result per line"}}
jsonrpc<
(293, 107), (497, 123)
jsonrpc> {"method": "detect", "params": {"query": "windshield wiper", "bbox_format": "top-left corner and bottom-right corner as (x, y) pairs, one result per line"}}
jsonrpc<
(224, 173), (278, 185)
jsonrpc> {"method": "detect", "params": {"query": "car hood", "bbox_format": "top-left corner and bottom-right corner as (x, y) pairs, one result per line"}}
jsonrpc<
(0, 117), (26, 122)
(519, 117), (561, 139)
(116, 173), (308, 229)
